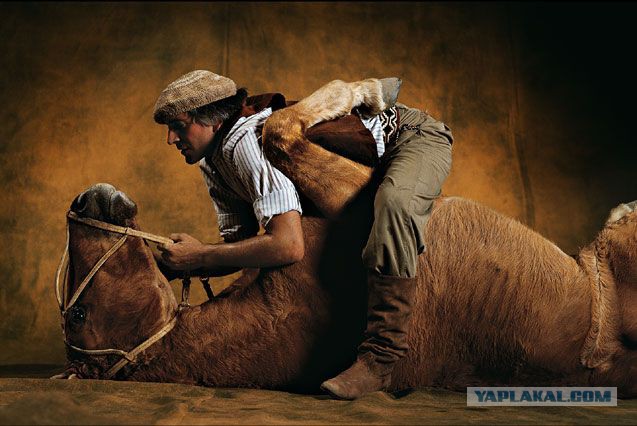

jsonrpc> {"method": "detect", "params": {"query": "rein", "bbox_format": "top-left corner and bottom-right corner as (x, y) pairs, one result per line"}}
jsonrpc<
(54, 211), (207, 379)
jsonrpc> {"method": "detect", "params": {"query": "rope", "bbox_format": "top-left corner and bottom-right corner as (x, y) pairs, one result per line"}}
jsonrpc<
(57, 211), (175, 313)
(66, 314), (179, 379)
(179, 271), (191, 310)
(56, 210), (215, 379)
(66, 344), (131, 359)
(56, 210), (180, 379)
(54, 225), (70, 311)
(65, 235), (128, 312)
(201, 277), (214, 300)
(103, 315), (178, 379)
(67, 211), (173, 245)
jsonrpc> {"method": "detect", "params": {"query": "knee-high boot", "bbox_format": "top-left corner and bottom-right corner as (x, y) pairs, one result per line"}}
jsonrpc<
(320, 271), (417, 399)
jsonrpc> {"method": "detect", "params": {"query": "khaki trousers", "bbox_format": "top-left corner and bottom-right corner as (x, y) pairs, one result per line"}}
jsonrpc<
(361, 103), (453, 278)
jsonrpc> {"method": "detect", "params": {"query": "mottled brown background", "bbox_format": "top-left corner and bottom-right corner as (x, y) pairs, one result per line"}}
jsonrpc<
(0, 2), (635, 366)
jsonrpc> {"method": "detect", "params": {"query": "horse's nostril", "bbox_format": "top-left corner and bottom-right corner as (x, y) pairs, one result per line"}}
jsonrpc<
(70, 188), (106, 220)
(110, 191), (138, 225)
(71, 192), (88, 214)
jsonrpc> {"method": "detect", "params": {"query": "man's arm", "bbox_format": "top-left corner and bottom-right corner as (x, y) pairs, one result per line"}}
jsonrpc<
(153, 250), (240, 280)
(157, 210), (304, 272)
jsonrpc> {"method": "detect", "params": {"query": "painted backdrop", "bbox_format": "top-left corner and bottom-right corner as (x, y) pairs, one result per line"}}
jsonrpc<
(1, 2), (636, 365)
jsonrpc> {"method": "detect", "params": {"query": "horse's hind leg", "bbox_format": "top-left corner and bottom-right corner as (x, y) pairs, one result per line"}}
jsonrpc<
(263, 78), (400, 218)
(294, 78), (401, 127)
(264, 123), (372, 219)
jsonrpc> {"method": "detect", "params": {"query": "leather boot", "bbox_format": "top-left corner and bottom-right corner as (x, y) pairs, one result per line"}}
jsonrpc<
(320, 272), (417, 399)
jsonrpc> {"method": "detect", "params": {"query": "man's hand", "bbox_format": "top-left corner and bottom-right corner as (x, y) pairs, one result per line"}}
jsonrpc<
(158, 233), (206, 271)
(156, 211), (303, 274)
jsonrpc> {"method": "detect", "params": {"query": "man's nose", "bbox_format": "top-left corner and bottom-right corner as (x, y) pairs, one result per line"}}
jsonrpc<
(167, 129), (179, 145)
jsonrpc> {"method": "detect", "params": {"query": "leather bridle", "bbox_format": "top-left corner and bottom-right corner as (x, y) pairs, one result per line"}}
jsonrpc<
(55, 211), (180, 379)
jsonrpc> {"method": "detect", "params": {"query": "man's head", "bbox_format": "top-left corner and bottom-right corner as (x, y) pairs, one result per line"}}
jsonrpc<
(154, 70), (246, 164)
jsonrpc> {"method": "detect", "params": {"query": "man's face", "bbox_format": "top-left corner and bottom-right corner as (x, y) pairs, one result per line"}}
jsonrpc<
(166, 113), (220, 164)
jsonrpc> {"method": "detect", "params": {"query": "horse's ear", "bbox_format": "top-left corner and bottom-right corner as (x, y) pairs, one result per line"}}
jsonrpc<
(606, 201), (636, 225)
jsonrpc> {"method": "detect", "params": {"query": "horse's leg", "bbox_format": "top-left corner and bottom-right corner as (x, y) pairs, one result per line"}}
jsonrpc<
(263, 78), (400, 218)
(50, 371), (79, 380)
(292, 78), (401, 127)
(264, 119), (372, 219)
(50, 362), (86, 380)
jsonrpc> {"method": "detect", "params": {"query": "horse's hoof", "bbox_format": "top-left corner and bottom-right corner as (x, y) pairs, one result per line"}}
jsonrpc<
(379, 77), (402, 109)
(50, 373), (66, 380)
(50, 372), (79, 380)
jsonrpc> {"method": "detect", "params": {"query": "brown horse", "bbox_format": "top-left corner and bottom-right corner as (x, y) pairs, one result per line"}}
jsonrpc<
(53, 182), (637, 397)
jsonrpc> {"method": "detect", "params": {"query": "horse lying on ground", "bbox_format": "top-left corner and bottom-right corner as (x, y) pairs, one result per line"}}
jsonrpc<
(53, 79), (637, 397)
(53, 182), (637, 397)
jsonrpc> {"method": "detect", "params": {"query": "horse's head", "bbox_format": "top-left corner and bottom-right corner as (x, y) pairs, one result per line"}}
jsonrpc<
(603, 201), (637, 346)
(59, 183), (177, 378)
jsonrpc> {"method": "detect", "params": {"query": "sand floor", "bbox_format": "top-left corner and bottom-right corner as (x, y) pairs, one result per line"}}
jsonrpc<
(0, 365), (635, 425)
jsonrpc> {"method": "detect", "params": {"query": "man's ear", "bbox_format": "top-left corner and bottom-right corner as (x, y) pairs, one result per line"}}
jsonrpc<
(213, 122), (223, 132)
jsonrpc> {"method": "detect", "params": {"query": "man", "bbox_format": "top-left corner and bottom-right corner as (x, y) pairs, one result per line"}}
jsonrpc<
(153, 70), (453, 399)
(154, 71), (304, 277)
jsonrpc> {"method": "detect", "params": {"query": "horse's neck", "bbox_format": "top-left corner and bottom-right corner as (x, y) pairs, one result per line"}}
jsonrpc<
(134, 283), (284, 387)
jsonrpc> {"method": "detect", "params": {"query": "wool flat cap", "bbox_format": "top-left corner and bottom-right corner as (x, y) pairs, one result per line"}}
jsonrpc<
(153, 70), (237, 124)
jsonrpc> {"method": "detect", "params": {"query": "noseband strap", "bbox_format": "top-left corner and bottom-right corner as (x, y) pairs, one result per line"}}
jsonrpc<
(67, 315), (178, 379)
(66, 211), (174, 245)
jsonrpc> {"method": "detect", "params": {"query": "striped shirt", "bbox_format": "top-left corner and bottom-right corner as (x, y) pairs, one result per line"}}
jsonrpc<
(200, 107), (390, 242)
(358, 106), (400, 156)
(359, 115), (386, 157)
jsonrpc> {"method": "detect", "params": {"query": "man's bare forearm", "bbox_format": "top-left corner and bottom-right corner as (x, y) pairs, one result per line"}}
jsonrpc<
(159, 211), (304, 272)
(154, 243), (240, 280)
(197, 232), (303, 270)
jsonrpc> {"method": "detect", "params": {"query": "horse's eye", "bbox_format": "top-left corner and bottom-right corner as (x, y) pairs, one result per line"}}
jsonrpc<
(68, 306), (86, 325)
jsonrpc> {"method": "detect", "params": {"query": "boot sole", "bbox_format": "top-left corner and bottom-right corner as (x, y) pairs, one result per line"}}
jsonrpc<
(320, 381), (356, 401)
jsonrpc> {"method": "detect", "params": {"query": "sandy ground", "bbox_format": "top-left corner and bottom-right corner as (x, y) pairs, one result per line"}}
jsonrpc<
(0, 366), (636, 425)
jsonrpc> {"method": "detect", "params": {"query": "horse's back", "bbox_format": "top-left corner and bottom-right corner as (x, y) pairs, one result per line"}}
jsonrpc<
(393, 196), (586, 389)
